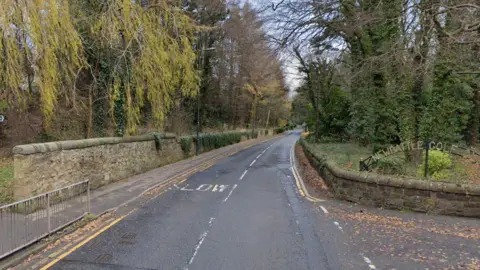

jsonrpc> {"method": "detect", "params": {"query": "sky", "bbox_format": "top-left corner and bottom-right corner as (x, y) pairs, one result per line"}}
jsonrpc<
(245, 0), (303, 97)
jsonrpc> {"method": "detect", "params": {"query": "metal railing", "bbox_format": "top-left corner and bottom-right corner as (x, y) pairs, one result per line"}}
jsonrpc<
(0, 180), (90, 260)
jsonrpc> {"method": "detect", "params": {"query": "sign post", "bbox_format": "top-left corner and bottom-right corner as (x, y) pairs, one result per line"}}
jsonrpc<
(424, 141), (430, 179)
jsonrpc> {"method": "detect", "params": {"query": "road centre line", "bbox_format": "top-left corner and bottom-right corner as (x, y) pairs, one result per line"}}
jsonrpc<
(239, 170), (248, 180)
(250, 160), (256, 166)
(188, 217), (215, 266)
(256, 154), (262, 159)
(223, 184), (238, 202)
(42, 137), (284, 270)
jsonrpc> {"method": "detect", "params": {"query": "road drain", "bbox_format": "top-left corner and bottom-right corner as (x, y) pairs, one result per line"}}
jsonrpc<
(119, 240), (136, 245)
(121, 232), (137, 239)
(95, 254), (113, 263)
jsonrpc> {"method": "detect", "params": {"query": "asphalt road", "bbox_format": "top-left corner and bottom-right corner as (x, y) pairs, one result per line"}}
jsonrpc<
(46, 132), (480, 270)
(47, 132), (343, 269)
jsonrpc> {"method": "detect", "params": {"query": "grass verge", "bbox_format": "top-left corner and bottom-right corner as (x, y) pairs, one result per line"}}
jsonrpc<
(0, 157), (13, 204)
(306, 141), (478, 185)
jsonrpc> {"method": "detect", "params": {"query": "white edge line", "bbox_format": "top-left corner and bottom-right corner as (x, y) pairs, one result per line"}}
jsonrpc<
(239, 170), (248, 180)
(362, 256), (377, 270)
(333, 221), (343, 231)
(223, 184), (238, 202)
(320, 206), (329, 214)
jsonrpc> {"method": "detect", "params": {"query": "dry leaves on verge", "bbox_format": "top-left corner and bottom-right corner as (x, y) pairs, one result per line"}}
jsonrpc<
(295, 144), (332, 197)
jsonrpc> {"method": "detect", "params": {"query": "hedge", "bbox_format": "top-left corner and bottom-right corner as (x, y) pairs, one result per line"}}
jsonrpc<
(180, 130), (272, 156)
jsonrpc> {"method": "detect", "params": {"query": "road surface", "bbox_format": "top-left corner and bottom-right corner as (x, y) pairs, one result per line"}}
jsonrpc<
(43, 132), (479, 270)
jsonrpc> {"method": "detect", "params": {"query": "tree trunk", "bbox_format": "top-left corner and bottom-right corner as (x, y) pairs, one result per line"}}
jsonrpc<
(251, 94), (258, 137)
(471, 88), (479, 146)
(87, 86), (93, 138)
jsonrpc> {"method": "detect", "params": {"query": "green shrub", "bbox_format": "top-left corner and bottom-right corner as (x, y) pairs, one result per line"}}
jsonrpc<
(274, 127), (285, 134)
(417, 150), (452, 179)
(193, 132), (244, 153)
(376, 155), (406, 175)
(180, 136), (193, 155)
(0, 162), (14, 204)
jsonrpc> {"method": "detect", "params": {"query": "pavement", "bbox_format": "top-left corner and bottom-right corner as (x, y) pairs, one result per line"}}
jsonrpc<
(9, 131), (480, 270)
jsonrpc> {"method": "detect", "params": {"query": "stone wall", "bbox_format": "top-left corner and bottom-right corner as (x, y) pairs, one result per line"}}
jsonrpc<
(300, 140), (480, 217)
(13, 129), (275, 199)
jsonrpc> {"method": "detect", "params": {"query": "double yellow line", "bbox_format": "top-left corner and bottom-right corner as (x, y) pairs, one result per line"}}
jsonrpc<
(290, 143), (324, 203)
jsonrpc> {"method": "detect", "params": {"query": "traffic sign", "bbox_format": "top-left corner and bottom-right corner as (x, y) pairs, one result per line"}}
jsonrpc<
(0, 115), (4, 122)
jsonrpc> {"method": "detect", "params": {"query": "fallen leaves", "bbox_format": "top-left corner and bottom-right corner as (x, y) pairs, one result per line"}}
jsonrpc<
(328, 206), (480, 269)
(295, 144), (332, 197)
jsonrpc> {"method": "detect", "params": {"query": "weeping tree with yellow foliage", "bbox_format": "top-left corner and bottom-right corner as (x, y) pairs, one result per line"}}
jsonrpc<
(1, 0), (199, 138)
(0, 0), (84, 131)
(71, 0), (199, 136)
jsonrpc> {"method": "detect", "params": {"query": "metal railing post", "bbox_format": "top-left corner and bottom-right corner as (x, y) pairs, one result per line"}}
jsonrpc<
(87, 181), (91, 214)
(46, 193), (51, 234)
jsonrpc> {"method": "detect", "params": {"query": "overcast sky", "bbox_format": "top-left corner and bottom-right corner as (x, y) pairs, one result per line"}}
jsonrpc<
(242, 0), (303, 97)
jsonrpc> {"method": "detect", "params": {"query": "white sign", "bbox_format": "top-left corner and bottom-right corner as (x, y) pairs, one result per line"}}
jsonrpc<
(0, 115), (4, 122)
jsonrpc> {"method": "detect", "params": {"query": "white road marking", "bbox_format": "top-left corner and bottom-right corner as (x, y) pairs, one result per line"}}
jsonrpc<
(249, 160), (256, 166)
(256, 154), (262, 159)
(262, 150), (266, 154)
(362, 256), (377, 269)
(181, 184), (194, 191)
(196, 184), (213, 191)
(223, 184), (238, 202)
(333, 221), (343, 231)
(188, 217), (215, 265)
(212, 185), (228, 192)
(239, 170), (248, 180)
(320, 206), (329, 214)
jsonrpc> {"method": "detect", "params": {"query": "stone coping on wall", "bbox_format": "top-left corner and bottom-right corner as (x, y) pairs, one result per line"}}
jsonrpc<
(12, 133), (177, 155)
(301, 140), (480, 196)
(12, 129), (274, 155)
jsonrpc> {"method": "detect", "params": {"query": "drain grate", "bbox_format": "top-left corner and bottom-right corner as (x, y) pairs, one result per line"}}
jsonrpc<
(121, 232), (137, 239)
(89, 241), (102, 248)
(95, 254), (112, 263)
(119, 240), (136, 245)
